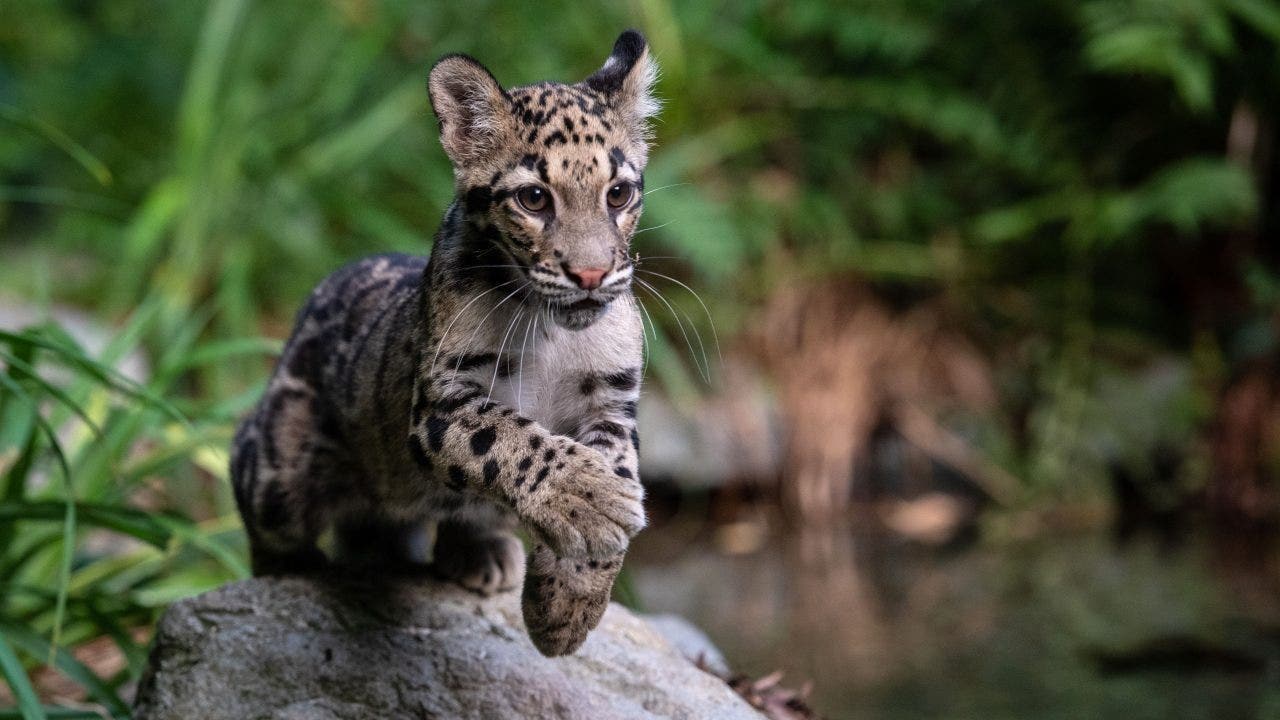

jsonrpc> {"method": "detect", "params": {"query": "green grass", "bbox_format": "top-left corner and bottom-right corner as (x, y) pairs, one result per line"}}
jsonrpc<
(0, 317), (264, 717)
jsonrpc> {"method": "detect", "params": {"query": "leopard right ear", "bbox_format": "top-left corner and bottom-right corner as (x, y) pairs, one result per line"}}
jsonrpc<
(428, 54), (512, 166)
(585, 30), (660, 139)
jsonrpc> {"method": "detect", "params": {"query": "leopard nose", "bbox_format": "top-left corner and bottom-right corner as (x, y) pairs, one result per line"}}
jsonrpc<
(563, 265), (608, 290)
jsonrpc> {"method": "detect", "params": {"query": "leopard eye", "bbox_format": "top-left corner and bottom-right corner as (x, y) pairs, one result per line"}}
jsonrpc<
(606, 182), (635, 209)
(516, 186), (550, 213)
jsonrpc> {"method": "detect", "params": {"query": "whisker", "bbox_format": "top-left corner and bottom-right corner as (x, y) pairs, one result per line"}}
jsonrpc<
(630, 296), (654, 379)
(632, 255), (683, 263)
(454, 281), (530, 375)
(428, 279), (520, 376)
(487, 292), (531, 403)
(632, 220), (675, 237)
(636, 269), (723, 365)
(643, 182), (690, 196)
(637, 278), (711, 383)
(636, 278), (710, 384)
(516, 298), (538, 414)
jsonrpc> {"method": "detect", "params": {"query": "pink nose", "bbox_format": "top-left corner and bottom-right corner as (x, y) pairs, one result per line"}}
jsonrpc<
(565, 266), (608, 290)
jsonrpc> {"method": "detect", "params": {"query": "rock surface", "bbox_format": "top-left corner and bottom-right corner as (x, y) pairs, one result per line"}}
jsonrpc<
(133, 575), (762, 720)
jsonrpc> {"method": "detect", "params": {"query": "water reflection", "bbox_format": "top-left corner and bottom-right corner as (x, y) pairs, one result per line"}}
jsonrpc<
(628, 513), (1280, 719)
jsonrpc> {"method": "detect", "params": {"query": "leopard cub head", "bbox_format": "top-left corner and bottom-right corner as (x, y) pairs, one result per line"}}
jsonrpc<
(428, 30), (659, 330)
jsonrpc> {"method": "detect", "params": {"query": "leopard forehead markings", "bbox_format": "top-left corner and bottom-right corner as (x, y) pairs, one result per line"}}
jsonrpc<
(231, 30), (661, 658)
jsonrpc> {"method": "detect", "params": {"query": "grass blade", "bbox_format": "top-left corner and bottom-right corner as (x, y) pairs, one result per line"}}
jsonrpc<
(0, 105), (112, 187)
(0, 623), (130, 718)
(0, 351), (101, 437)
(0, 502), (172, 549)
(0, 329), (186, 425)
(0, 633), (47, 720)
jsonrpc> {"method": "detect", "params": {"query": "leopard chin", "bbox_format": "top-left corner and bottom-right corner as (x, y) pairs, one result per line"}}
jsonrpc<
(549, 297), (609, 330)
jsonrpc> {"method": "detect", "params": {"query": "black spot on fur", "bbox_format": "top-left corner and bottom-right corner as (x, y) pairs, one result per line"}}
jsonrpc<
(434, 389), (482, 413)
(257, 481), (289, 529)
(451, 353), (497, 372)
(529, 435), (542, 450)
(446, 465), (467, 490)
(579, 376), (597, 395)
(615, 466), (633, 479)
(483, 459), (499, 485)
(464, 185), (494, 214)
(608, 147), (626, 180)
(514, 474), (526, 487)
(411, 386), (429, 426)
(426, 415), (450, 452)
(630, 427), (640, 452)
(232, 437), (257, 514)
(590, 421), (628, 439)
(470, 426), (497, 455)
(518, 456), (533, 471)
(621, 400), (638, 419)
(515, 416), (533, 427)
(531, 465), (551, 491)
(603, 368), (639, 391)
(407, 436), (432, 469)
(543, 448), (556, 463)
(544, 130), (567, 147)
(286, 336), (323, 381)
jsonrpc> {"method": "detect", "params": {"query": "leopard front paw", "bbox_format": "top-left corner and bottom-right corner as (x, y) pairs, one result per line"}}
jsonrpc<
(521, 543), (623, 656)
(520, 450), (645, 559)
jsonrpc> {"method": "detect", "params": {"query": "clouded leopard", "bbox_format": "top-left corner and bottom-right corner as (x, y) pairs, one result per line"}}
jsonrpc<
(230, 30), (658, 656)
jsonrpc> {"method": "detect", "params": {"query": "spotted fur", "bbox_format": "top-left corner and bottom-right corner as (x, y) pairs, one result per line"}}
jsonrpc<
(230, 30), (658, 657)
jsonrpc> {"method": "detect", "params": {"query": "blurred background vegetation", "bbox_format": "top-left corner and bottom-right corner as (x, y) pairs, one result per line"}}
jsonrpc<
(2, 0), (1280, 718)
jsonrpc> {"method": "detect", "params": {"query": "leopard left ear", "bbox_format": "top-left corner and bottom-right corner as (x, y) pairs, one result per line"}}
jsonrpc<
(585, 30), (660, 137)
(428, 54), (512, 167)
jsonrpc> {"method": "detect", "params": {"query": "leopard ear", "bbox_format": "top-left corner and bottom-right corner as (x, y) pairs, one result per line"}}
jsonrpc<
(585, 30), (660, 137)
(428, 54), (512, 166)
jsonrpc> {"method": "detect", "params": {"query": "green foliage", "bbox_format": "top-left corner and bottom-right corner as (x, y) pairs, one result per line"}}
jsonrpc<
(0, 319), (264, 717)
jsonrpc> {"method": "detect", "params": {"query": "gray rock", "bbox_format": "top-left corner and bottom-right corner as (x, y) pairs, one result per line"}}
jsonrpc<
(642, 614), (731, 676)
(133, 575), (761, 720)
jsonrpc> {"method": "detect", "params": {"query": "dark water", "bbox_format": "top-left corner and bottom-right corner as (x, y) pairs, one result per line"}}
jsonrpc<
(627, 516), (1280, 720)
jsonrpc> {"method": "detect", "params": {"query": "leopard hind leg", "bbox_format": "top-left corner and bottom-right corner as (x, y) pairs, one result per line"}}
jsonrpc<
(431, 513), (525, 596)
(231, 389), (345, 576)
(334, 516), (426, 569)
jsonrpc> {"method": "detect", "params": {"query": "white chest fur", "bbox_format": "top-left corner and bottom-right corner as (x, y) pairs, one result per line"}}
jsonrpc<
(486, 299), (642, 435)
